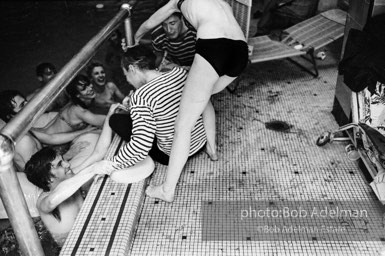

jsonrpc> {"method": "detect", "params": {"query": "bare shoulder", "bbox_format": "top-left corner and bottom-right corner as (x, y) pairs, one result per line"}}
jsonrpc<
(37, 191), (50, 206)
(72, 104), (88, 115)
(16, 134), (39, 152)
(106, 81), (118, 90)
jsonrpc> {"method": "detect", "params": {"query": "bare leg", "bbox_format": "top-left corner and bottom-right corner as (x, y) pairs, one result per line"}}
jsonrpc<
(203, 101), (218, 161)
(203, 75), (237, 161)
(146, 55), (219, 202)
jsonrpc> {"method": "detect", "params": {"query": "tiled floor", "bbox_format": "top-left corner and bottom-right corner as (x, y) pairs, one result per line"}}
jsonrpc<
(61, 32), (385, 256)
(2, 1), (385, 255)
(128, 41), (385, 255)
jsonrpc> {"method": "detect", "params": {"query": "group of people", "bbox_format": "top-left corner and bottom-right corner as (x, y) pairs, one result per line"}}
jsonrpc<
(0, 0), (248, 250)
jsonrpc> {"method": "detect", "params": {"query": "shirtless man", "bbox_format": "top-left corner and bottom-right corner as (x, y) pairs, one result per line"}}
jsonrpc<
(86, 62), (126, 114)
(24, 147), (111, 246)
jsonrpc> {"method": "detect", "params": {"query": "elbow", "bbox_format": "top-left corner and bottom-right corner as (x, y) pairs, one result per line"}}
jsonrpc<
(44, 197), (58, 213)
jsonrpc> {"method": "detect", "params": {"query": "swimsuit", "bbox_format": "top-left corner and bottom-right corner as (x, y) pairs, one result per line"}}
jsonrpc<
(177, 0), (248, 77)
(196, 38), (249, 77)
(59, 109), (88, 130)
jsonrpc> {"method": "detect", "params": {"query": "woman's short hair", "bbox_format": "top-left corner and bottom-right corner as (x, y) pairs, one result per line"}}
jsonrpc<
(86, 61), (104, 78)
(121, 45), (156, 71)
(66, 75), (90, 109)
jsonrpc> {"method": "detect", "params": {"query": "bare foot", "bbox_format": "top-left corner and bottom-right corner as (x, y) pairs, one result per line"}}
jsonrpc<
(145, 184), (175, 202)
(205, 144), (218, 161)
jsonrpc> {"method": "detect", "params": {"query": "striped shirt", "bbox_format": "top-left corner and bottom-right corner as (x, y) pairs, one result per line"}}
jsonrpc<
(151, 25), (196, 67)
(112, 67), (206, 168)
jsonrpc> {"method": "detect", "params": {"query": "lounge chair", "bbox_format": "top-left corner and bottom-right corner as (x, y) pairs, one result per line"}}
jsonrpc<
(224, 0), (347, 92)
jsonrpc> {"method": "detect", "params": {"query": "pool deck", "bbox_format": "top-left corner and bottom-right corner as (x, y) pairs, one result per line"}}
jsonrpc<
(61, 39), (385, 255)
(1, 1), (385, 255)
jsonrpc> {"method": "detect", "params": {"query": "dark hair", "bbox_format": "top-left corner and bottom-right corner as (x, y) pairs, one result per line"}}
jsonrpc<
(121, 45), (156, 71)
(25, 147), (61, 220)
(86, 61), (104, 78)
(66, 75), (90, 109)
(36, 63), (56, 77)
(0, 90), (24, 122)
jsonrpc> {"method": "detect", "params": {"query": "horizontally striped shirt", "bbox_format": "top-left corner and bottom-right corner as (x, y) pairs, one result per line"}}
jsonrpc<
(151, 25), (196, 67)
(113, 67), (206, 168)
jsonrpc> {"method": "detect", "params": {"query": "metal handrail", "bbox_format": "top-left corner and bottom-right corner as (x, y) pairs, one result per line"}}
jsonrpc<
(0, 4), (132, 255)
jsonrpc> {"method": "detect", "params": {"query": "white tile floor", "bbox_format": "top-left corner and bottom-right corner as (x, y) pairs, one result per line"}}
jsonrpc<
(61, 33), (385, 256)
(129, 41), (385, 255)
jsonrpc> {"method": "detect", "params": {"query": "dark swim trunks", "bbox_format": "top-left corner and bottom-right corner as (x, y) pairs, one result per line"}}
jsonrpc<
(195, 38), (249, 77)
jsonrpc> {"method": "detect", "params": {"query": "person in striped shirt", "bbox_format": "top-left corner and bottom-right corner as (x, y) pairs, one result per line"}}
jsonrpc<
(75, 45), (209, 184)
(135, 0), (248, 202)
(151, 10), (196, 71)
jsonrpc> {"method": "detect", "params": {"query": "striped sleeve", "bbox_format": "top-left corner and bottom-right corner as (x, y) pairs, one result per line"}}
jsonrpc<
(112, 100), (156, 168)
(151, 26), (166, 53)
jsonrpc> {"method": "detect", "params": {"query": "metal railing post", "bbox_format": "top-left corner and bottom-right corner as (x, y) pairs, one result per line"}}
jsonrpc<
(0, 4), (131, 255)
(122, 4), (134, 46)
(0, 135), (44, 255)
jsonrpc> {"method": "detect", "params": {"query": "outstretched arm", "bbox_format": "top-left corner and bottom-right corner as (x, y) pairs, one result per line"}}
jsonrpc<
(38, 165), (109, 213)
(31, 126), (97, 145)
(72, 104), (126, 173)
(134, 0), (179, 44)
(109, 82), (126, 103)
(75, 106), (106, 127)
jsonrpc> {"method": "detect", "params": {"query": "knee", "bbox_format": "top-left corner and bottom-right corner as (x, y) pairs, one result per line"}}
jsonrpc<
(109, 114), (119, 131)
(109, 113), (132, 141)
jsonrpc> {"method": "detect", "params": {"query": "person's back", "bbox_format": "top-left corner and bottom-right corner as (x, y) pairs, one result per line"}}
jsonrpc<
(131, 67), (206, 155)
(111, 65), (207, 168)
(37, 189), (83, 245)
(181, 0), (245, 40)
(14, 132), (42, 171)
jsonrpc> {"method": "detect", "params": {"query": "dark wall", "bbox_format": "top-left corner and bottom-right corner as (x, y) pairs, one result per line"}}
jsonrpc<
(0, 1), (158, 96)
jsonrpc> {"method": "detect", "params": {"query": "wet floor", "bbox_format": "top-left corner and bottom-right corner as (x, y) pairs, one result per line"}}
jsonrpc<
(1, 1), (385, 255)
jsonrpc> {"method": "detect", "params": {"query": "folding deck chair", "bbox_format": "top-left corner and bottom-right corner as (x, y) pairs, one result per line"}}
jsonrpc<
(224, 0), (347, 92)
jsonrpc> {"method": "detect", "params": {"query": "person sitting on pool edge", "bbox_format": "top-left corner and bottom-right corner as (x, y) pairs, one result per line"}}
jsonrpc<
(76, 44), (211, 186)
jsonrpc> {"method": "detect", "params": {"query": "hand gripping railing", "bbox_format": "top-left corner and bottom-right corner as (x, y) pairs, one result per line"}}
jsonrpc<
(0, 4), (133, 255)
